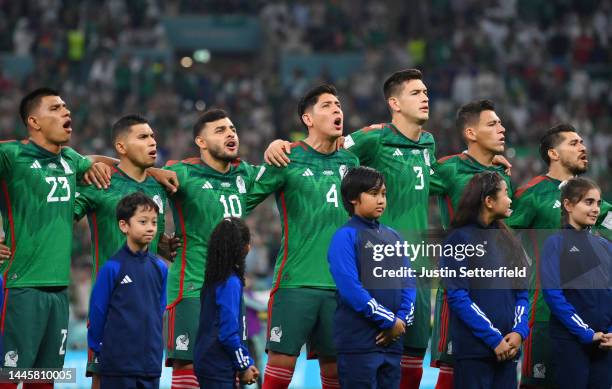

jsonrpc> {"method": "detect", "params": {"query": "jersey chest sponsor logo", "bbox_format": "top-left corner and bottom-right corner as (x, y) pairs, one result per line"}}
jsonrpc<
(270, 326), (282, 342)
(323, 170), (334, 176)
(176, 334), (190, 351)
(302, 168), (314, 177)
(221, 182), (231, 188)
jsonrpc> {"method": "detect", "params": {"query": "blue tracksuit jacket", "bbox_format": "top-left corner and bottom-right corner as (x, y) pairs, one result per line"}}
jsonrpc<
(194, 273), (252, 382)
(541, 225), (612, 343)
(327, 215), (416, 354)
(88, 245), (168, 377)
(442, 223), (530, 359)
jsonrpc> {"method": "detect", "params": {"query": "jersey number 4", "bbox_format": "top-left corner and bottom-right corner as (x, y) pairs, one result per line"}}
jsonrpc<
(46, 176), (71, 202)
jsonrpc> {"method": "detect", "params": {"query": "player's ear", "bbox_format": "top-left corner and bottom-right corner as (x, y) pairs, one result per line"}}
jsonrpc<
(387, 97), (400, 113)
(194, 135), (207, 150)
(547, 148), (559, 163)
(115, 140), (127, 156)
(301, 112), (313, 129)
(27, 114), (41, 131)
(464, 126), (477, 142)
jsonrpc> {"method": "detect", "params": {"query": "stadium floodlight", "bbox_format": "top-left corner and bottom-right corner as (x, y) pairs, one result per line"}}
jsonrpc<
(180, 56), (193, 68)
(193, 49), (211, 63)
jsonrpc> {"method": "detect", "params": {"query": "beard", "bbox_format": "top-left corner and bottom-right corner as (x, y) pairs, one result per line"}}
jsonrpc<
(563, 158), (588, 175)
(208, 142), (238, 162)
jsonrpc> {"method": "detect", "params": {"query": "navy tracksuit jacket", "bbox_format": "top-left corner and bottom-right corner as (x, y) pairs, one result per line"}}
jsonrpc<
(328, 215), (416, 388)
(88, 245), (168, 378)
(441, 223), (530, 389)
(193, 273), (252, 385)
(541, 225), (612, 389)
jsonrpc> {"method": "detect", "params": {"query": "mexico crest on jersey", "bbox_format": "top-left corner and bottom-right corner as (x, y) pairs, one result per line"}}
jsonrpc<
(339, 165), (347, 178)
(153, 195), (164, 214)
(236, 175), (246, 193)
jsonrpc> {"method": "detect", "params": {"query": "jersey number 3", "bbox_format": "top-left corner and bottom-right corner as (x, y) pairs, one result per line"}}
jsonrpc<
(46, 176), (71, 202)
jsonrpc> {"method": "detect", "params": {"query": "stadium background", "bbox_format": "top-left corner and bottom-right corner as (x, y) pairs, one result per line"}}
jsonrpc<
(0, 0), (611, 388)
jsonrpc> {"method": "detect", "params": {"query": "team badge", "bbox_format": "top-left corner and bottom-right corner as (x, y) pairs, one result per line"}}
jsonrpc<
(270, 326), (282, 342)
(153, 195), (164, 214)
(236, 176), (246, 194)
(176, 334), (189, 351)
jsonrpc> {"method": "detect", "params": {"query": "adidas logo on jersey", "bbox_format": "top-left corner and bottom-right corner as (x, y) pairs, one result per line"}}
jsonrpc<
(302, 168), (314, 177)
(202, 181), (213, 189)
(30, 160), (42, 169)
(120, 275), (133, 285)
(553, 200), (561, 208)
(393, 148), (403, 157)
(569, 246), (580, 253)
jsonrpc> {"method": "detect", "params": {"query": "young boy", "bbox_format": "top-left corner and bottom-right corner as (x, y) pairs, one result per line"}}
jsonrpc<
(88, 192), (168, 389)
(328, 166), (416, 389)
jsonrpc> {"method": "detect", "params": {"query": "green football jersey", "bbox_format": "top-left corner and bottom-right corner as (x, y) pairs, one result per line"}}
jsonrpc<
(507, 175), (612, 322)
(164, 158), (257, 305)
(74, 165), (168, 281)
(0, 140), (92, 288)
(343, 124), (436, 233)
(246, 141), (360, 290)
(430, 153), (513, 229)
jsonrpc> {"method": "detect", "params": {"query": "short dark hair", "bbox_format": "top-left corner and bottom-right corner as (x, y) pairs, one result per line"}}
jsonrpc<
(111, 114), (148, 143)
(340, 166), (385, 216)
(560, 177), (600, 225)
(116, 192), (159, 223)
(539, 124), (578, 166)
(297, 84), (338, 130)
(193, 108), (229, 138)
(19, 87), (60, 126)
(456, 99), (496, 132)
(383, 69), (423, 100)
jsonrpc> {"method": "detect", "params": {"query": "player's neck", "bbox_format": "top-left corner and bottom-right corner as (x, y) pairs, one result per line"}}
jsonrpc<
(391, 116), (423, 141)
(466, 144), (495, 166)
(29, 135), (62, 154)
(200, 152), (230, 173)
(126, 239), (148, 253)
(546, 163), (574, 182)
(303, 133), (337, 154)
(117, 160), (147, 183)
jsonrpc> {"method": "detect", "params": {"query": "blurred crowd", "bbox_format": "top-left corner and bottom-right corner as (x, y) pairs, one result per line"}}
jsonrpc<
(0, 0), (611, 349)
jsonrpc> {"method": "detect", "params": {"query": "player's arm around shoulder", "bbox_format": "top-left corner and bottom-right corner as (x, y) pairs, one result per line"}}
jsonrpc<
(245, 163), (287, 213)
(343, 126), (382, 165)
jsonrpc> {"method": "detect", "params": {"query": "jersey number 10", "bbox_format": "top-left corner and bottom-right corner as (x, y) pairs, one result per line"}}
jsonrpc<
(220, 194), (243, 217)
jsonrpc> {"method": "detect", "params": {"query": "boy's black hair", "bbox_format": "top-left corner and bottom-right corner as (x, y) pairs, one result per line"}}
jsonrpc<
(539, 123), (578, 166)
(383, 68), (423, 100)
(193, 108), (229, 138)
(340, 166), (385, 216)
(111, 114), (148, 143)
(116, 192), (159, 222)
(297, 84), (338, 131)
(204, 217), (250, 288)
(19, 87), (60, 126)
(456, 99), (496, 132)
